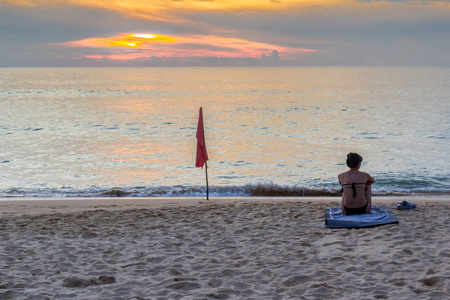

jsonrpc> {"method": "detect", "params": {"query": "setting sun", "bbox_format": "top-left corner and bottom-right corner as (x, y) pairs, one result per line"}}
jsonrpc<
(131, 34), (156, 39)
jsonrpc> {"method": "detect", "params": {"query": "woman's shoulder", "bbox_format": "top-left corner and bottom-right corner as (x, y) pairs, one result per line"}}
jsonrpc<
(361, 171), (375, 182)
(338, 171), (349, 179)
(340, 171), (371, 180)
(338, 172), (347, 184)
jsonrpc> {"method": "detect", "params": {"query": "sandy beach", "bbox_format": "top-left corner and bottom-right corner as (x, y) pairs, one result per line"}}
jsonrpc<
(1, 196), (449, 299)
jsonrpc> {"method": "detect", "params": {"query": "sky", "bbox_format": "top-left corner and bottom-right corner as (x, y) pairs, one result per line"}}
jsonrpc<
(1, 0), (450, 67)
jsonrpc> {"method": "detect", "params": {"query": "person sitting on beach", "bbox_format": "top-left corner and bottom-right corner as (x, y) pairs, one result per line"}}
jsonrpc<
(338, 153), (375, 215)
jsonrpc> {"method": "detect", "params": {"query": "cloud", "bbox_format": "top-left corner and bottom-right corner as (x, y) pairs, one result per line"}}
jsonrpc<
(58, 32), (316, 63)
(1, 0), (450, 66)
(2, 0), (304, 23)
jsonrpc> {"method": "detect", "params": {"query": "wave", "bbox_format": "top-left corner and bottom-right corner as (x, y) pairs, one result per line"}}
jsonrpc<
(1, 182), (449, 198)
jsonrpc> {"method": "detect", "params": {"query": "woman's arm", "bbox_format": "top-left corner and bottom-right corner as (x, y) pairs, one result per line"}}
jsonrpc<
(365, 173), (374, 213)
(365, 184), (372, 213)
(338, 173), (347, 214)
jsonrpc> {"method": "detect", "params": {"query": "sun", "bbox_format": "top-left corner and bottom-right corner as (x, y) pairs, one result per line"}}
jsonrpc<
(130, 34), (157, 39)
(103, 33), (177, 48)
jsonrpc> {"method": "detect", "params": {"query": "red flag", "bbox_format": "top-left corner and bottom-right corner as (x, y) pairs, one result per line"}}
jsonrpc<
(196, 107), (209, 168)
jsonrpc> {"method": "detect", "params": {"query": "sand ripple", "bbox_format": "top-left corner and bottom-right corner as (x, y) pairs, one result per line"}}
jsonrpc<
(0, 200), (449, 299)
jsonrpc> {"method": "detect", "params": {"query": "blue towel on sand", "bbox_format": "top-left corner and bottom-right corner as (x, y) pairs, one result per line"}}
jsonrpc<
(324, 206), (398, 229)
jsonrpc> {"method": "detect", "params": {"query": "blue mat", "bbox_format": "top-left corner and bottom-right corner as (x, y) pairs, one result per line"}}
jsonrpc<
(325, 206), (399, 228)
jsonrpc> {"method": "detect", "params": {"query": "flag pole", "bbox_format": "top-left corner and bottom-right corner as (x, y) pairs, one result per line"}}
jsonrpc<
(196, 106), (209, 201)
(205, 161), (209, 200)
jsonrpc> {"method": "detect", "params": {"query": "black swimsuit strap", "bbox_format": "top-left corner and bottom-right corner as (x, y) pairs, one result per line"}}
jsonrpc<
(341, 182), (366, 198)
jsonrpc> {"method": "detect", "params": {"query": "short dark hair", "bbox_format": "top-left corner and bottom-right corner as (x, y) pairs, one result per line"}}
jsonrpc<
(346, 153), (363, 168)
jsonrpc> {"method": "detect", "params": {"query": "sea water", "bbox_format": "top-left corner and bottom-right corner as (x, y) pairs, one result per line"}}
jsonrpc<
(0, 67), (449, 197)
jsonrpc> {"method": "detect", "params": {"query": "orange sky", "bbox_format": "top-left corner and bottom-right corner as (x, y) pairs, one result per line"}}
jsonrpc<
(61, 33), (317, 61)
(2, 0), (450, 66)
(47, 0), (323, 62)
(4, 0), (325, 24)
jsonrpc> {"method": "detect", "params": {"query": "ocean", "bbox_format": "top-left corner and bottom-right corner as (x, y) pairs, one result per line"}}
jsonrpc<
(1, 67), (449, 198)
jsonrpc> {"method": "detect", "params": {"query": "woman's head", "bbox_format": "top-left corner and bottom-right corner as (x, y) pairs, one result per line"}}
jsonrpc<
(346, 153), (363, 168)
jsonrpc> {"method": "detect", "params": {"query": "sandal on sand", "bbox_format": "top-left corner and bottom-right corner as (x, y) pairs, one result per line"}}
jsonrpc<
(396, 201), (417, 210)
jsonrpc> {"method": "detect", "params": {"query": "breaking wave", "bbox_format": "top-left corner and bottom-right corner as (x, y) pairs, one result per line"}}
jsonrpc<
(0, 182), (448, 198)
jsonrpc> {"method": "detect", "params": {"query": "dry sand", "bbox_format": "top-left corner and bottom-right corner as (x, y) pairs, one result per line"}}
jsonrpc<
(0, 196), (449, 299)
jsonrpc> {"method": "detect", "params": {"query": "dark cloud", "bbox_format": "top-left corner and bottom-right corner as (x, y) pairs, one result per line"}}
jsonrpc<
(174, 2), (450, 66)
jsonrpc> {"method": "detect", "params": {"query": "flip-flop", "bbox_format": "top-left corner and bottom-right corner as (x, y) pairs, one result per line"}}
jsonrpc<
(396, 201), (417, 210)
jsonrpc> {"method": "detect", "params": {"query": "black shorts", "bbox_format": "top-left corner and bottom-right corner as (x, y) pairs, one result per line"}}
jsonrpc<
(343, 204), (367, 215)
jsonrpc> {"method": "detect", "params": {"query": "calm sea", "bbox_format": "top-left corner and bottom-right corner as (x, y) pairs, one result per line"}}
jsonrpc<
(0, 67), (449, 197)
